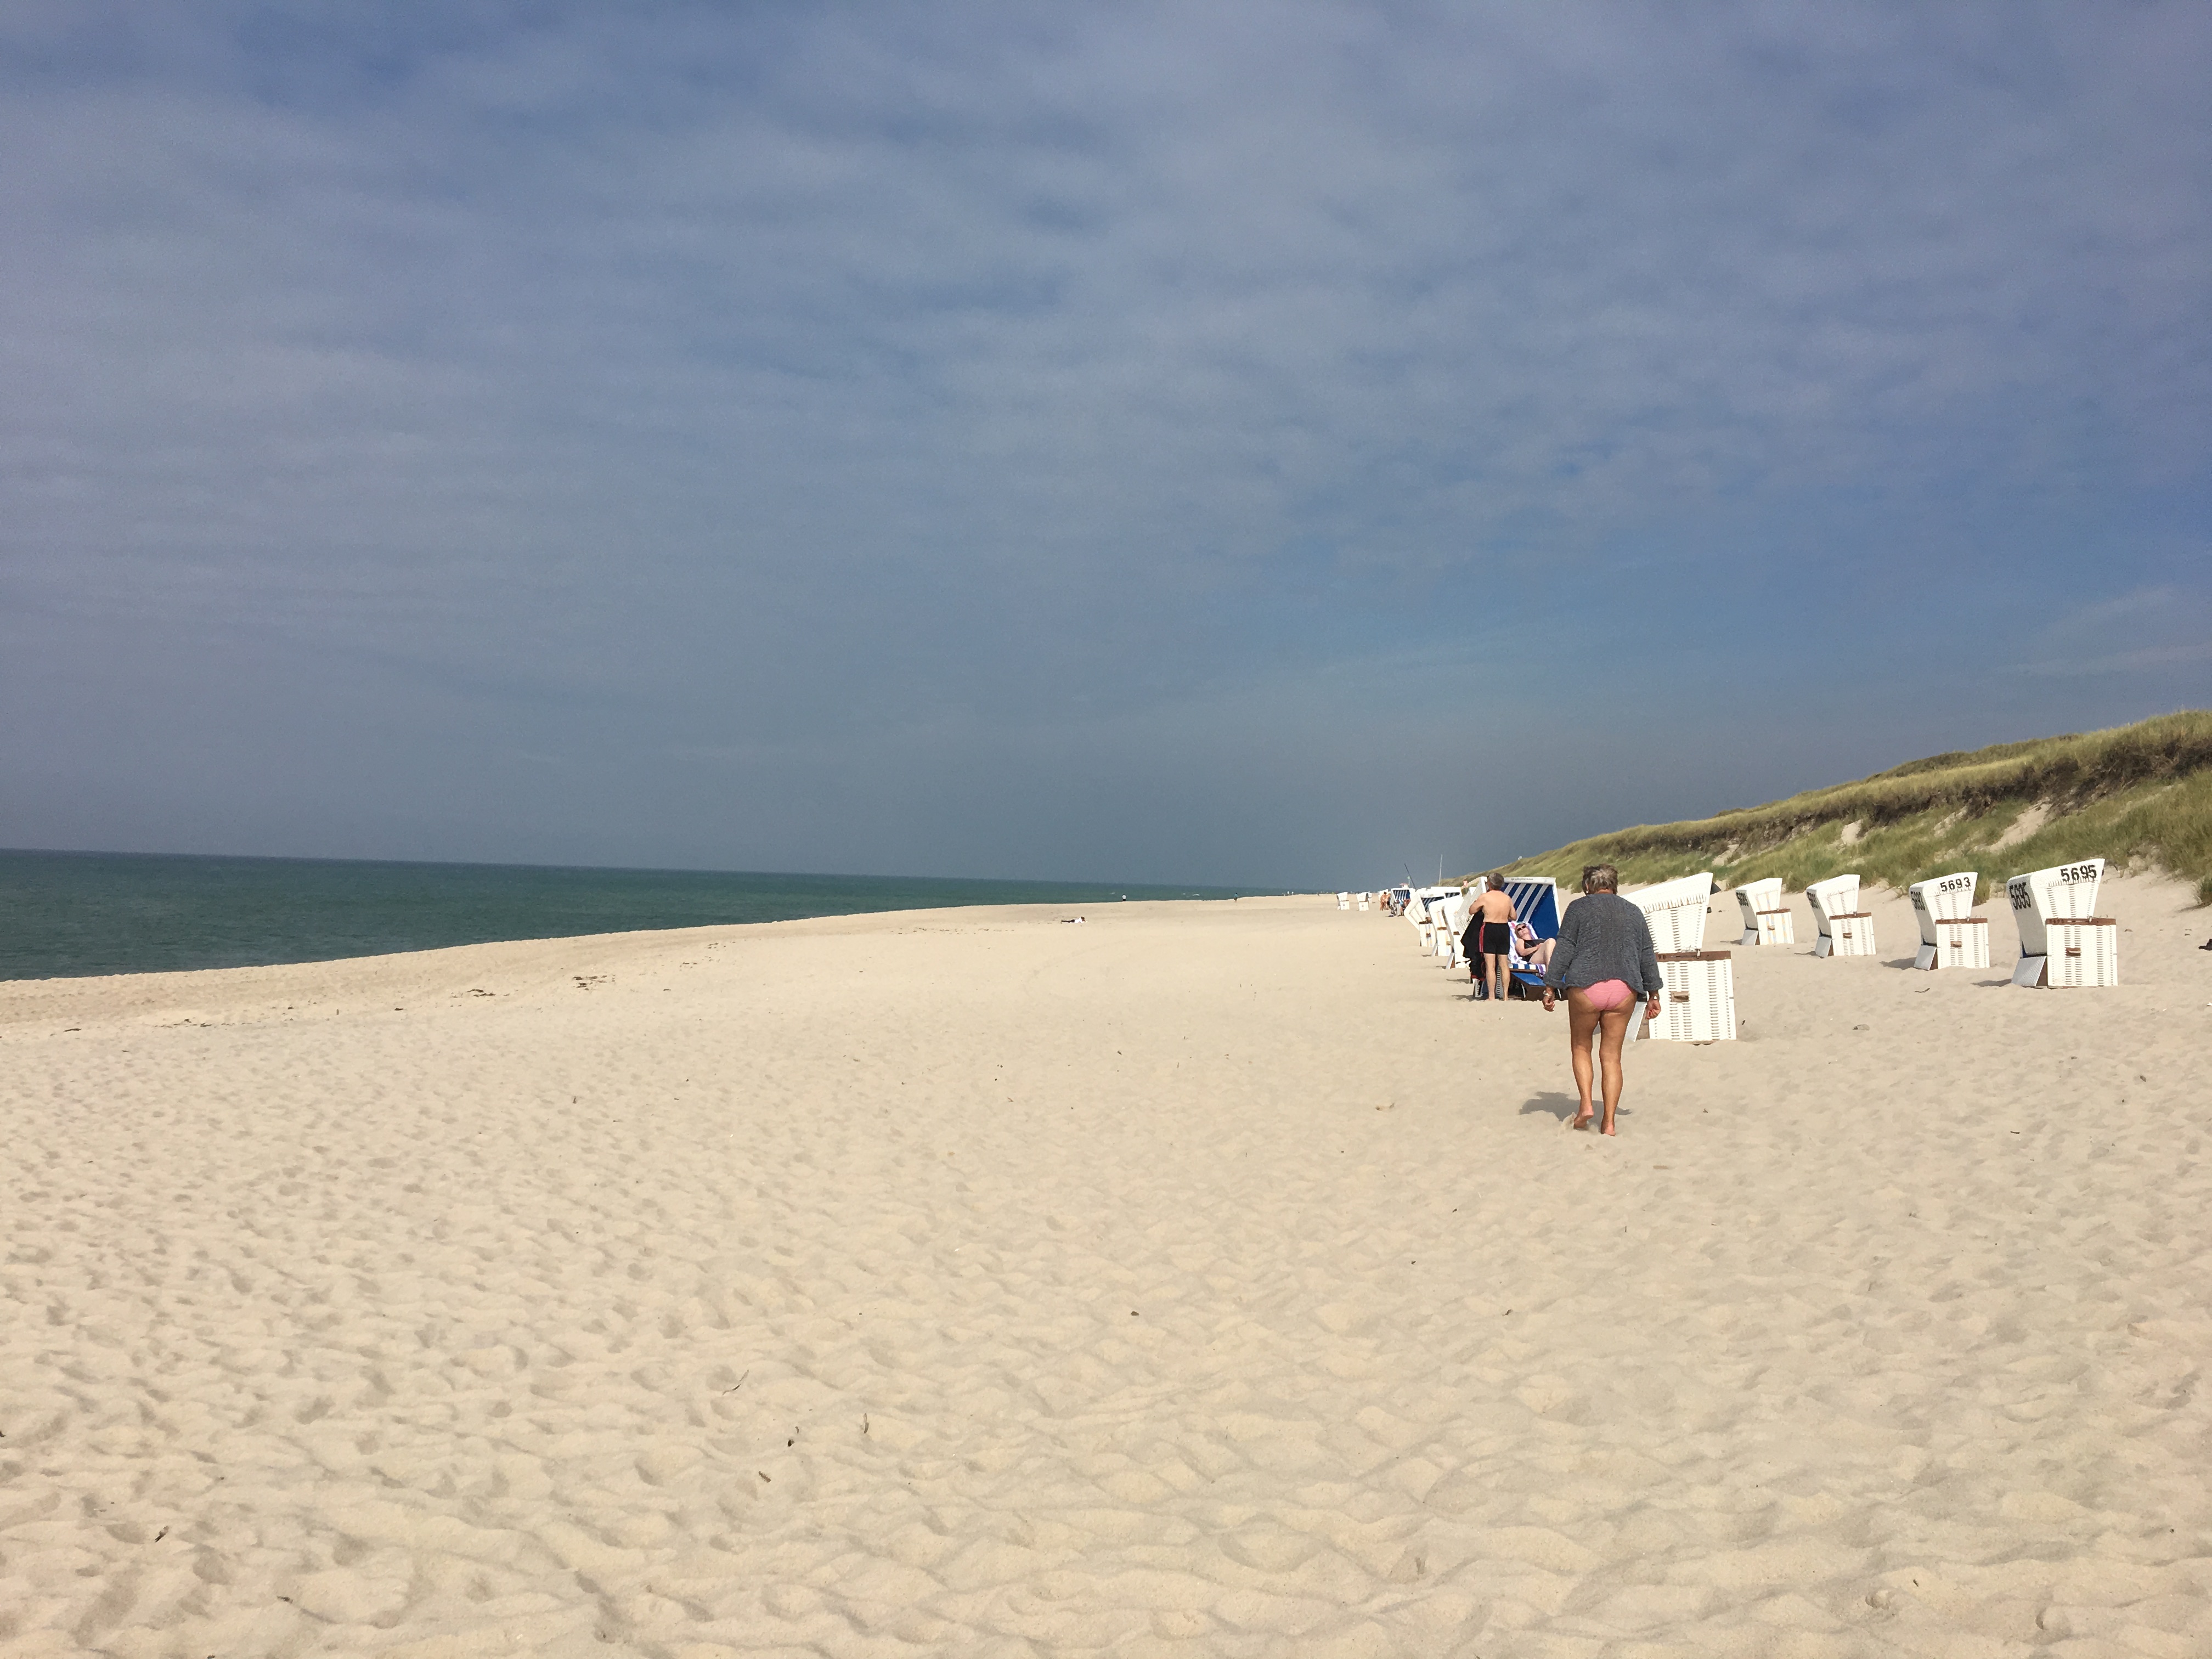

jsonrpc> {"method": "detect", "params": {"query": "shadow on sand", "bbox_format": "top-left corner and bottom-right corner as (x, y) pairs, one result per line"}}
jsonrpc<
(1518, 1091), (1581, 1123)
(1520, 1090), (1635, 1128)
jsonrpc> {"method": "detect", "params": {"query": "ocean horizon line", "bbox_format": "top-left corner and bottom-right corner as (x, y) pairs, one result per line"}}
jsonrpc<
(0, 843), (1270, 895)
(0, 847), (1285, 983)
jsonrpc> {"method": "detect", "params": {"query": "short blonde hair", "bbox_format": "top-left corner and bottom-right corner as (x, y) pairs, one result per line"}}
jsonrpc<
(1582, 863), (1618, 893)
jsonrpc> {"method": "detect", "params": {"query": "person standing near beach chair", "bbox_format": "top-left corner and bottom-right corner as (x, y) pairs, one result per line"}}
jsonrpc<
(1541, 864), (1663, 1135)
(1468, 873), (1516, 1003)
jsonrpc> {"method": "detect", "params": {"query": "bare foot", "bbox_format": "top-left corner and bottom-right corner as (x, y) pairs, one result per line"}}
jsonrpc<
(1570, 1113), (1593, 1131)
(1600, 1122), (1617, 1136)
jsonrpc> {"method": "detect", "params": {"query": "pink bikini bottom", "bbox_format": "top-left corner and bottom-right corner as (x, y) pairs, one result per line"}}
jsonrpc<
(1581, 979), (1634, 1012)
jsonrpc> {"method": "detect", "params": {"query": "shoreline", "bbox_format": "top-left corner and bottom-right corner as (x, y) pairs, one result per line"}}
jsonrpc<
(0, 897), (1324, 1038)
(0, 847), (1280, 985)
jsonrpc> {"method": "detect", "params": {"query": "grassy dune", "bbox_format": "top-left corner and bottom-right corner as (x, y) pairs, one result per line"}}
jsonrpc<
(1494, 710), (2212, 905)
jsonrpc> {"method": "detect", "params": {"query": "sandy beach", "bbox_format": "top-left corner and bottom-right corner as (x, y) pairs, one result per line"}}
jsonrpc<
(4, 879), (2209, 1657)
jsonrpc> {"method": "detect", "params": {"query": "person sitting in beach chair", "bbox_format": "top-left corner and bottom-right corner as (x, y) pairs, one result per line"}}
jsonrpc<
(1510, 919), (1554, 972)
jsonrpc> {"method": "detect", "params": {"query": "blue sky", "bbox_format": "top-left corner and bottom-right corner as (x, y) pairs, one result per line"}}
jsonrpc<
(4, 2), (2208, 887)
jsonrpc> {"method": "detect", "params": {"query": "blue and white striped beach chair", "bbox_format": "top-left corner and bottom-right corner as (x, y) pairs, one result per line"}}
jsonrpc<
(1500, 877), (1565, 996)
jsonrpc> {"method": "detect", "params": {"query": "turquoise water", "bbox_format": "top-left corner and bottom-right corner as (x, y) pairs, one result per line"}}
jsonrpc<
(0, 849), (1272, 982)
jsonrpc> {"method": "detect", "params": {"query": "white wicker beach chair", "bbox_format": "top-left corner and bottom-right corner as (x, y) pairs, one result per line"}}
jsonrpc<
(1414, 887), (1450, 957)
(1626, 873), (1734, 1042)
(1807, 874), (1876, 958)
(1732, 877), (1795, 946)
(1908, 871), (1988, 970)
(2006, 859), (2114, 987)
(1629, 873), (1713, 953)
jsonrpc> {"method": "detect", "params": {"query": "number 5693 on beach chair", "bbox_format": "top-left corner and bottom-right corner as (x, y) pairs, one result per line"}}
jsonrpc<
(1909, 871), (1989, 970)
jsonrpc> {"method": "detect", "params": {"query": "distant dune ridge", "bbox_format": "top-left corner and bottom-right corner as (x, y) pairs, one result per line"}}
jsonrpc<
(1497, 709), (2212, 904)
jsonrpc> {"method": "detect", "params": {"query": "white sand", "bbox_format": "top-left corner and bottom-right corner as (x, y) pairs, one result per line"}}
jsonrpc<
(3, 878), (2209, 1657)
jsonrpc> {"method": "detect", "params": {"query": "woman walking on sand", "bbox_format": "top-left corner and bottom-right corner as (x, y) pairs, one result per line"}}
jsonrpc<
(1541, 864), (1663, 1135)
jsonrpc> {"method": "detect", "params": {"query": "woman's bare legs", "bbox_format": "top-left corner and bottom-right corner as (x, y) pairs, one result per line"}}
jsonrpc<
(1595, 1005), (1632, 1135)
(1566, 990), (1635, 1133)
(1566, 989), (1599, 1127)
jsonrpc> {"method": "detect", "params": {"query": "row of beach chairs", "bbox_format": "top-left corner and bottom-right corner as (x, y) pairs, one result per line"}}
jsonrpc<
(1362, 855), (2118, 1046)
(1734, 859), (2117, 987)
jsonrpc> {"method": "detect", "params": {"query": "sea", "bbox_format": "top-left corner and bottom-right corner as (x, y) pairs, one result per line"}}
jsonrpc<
(0, 849), (1274, 983)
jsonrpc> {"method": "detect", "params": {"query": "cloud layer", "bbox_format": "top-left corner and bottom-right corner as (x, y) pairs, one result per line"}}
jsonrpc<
(4, 2), (2209, 882)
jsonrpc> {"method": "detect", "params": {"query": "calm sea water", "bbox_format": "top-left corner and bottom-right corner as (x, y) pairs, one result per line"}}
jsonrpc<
(0, 849), (1272, 982)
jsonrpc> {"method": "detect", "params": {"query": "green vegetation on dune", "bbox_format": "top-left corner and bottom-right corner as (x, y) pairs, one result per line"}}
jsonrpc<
(1491, 710), (2212, 905)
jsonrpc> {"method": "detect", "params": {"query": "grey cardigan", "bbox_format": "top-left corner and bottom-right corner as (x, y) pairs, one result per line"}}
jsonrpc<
(1543, 892), (1664, 996)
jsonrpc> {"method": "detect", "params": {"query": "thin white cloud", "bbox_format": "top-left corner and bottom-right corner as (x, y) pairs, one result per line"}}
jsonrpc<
(2019, 642), (2212, 678)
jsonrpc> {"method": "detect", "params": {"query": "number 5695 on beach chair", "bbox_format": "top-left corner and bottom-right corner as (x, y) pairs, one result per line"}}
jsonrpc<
(2007, 859), (2115, 988)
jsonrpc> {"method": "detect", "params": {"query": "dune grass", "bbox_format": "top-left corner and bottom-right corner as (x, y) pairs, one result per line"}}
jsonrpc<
(1491, 710), (2212, 905)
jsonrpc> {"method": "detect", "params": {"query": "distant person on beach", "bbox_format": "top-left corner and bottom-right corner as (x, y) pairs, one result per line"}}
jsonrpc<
(1542, 864), (1663, 1135)
(1469, 873), (1516, 1003)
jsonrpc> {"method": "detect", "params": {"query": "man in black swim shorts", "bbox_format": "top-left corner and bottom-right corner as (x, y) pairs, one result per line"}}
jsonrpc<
(1469, 873), (1517, 1004)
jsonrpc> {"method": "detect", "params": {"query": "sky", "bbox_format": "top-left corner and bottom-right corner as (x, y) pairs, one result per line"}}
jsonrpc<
(4, 1), (2209, 889)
